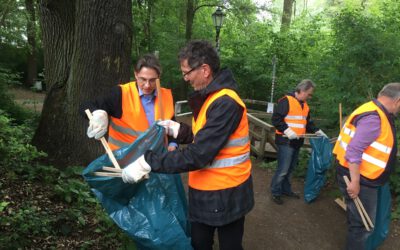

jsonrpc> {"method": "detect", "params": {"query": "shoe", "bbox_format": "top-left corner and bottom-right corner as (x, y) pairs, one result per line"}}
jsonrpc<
(271, 195), (283, 205)
(283, 192), (300, 199)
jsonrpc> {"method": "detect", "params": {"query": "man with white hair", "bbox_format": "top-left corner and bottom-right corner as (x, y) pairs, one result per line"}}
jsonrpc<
(334, 83), (400, 249)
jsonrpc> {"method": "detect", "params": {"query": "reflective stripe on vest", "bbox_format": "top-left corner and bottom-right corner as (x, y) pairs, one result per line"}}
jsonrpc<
(337, 140), (388, 169)
(223, 135), (249, 148)
(107, 81), (174, 151)
(276, 95), (309, 135)
(109, 120), (142, 137)
(333, 101), (394, 179)
(189, 89), (251, 191)
(206, 152), (250, 169)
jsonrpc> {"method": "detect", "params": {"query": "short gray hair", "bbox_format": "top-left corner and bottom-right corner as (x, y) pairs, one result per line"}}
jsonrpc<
(295, 79), (315, 93)
(378, 83), (400, 100)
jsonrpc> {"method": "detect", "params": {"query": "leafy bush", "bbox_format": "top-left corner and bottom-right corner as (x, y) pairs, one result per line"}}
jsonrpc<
(0, 111), (134, 248)
(0, 110), (46, 169)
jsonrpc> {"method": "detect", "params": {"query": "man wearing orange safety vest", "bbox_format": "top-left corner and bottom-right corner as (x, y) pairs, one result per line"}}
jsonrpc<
(270, 79), (327, 205)
(334, 83), (400, 250)
(121, 40), (254, 250)
(81, 54), (178, 151)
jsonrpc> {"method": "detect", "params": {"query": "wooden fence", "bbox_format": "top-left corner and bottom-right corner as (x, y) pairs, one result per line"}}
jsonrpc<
(247, 113), (277, 160)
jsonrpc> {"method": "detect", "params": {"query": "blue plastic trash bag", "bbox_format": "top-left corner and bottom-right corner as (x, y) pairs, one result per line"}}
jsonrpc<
(367, 183), (391, 250)
(304, 137), (333, 203)
(82, 124), (192, 250)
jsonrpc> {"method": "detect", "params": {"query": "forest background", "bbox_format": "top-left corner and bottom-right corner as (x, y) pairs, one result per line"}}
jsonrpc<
(1, 0), (400, 248)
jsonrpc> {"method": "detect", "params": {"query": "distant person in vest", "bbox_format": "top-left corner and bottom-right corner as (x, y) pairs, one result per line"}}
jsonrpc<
(270, 79), (327, 205)
(121, 40), (254, 250)
(334, 83), (400, 250)
(82, 54), (178, 151)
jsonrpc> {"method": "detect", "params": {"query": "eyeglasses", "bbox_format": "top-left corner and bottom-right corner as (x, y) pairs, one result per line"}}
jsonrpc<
(137, 77), (157, 85)
(182, 65), (201, 78)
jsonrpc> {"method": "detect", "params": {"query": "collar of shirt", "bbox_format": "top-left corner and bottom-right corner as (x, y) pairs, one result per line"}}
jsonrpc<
(138, 87), (158, 97)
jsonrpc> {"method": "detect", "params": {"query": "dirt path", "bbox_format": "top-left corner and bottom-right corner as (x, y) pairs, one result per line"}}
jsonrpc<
(241, 164), (400, 250)
(8, 87), (44, 112)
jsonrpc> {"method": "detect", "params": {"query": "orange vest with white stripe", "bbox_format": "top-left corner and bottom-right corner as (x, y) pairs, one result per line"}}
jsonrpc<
(108, 81), (174, 150)
(276, 95), (309, 135)
(189, 89), (251, 191)
(333, 101), (394, 180)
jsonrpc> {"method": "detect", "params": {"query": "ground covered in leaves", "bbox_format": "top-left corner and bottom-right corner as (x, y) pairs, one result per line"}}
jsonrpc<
(0, 165), (135, 249)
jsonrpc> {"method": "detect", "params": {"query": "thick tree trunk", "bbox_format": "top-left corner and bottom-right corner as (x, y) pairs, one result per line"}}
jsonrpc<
(281, 0), (294, 32)
(33, 0), (132, 167)
(25, 0), (37, 88)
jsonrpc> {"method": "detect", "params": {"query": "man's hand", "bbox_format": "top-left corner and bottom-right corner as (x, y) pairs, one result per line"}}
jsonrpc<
(315, 129), (328, 138)
(122, 155), (151, 184)
(284, 128), (299, 140)
(87, 110), (108, 139)
(157, 120), (180, 139)
(347, 180), (360, 199)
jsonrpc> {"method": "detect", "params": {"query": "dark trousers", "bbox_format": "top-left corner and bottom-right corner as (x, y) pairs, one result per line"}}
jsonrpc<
(270, 144), (300, 196)
(337, 173), (378, 250)
(191, 216), (245, 250)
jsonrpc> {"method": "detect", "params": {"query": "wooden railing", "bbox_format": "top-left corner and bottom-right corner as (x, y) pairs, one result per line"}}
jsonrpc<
(247, 113), (277, 160)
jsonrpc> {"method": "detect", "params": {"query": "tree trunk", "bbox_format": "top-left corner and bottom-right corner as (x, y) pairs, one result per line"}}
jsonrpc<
(33, 0), (132, 167)
(179, 0), (196, 100)
(25, 0), (37, 88)
(281, 0), (294, 32)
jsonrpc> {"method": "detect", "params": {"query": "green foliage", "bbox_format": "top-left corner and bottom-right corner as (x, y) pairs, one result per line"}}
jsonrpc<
(0, 111), (44, 170)
(0, 112), (134, 248)
(0, 203), (53, 248)
(292, 149), (311, 178)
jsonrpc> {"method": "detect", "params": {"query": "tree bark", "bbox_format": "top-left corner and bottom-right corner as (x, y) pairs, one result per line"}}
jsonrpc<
(33, 0), (132, 167)
(25, 0), (37, 88)
(179, 0), (196, 99)
(281, 0), (294, 32)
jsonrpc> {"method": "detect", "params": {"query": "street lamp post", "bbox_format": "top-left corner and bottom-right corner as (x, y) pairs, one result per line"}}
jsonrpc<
(211, 6), (225, 52)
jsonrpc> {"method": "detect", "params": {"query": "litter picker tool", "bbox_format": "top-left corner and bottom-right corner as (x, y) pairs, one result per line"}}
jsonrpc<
(343, 175), (374, 231)
(156, 78), (169, 147)
(86, 109), (149, 179)
(85, 109), (121, 169)
(339, 103), (343, 130)
(283, 133), (322, 139)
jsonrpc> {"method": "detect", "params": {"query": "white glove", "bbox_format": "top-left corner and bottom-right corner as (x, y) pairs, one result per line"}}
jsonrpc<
(87, 110), (108, 140)
(284, 128), (299, 140)
(122, 155), (151, 184)
(315, 129), (328, 138)
(157, 120), (180, 139)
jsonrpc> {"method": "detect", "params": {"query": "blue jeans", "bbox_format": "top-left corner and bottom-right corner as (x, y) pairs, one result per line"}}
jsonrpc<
(270, 144), (300, 196)
(337, 173), (378, 250)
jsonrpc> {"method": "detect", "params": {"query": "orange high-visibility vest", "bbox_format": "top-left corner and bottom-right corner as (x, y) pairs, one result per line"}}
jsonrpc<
(189, 89), (251, 191)
(108, 81), (174, 150)
(276, 95), (309, 136)
(333, 101), (394, 180)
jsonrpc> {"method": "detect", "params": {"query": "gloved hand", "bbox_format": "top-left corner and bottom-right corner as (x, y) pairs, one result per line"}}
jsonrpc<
(157, 120), (180, 139)
(122, 155), (151, 184)
(315, 129), (328, 138)
(284, 128), (299, 140)
(87, 110), (108, 139)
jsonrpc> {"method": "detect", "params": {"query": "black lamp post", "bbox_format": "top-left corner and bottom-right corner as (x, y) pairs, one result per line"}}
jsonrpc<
(211, 6), (225, 52)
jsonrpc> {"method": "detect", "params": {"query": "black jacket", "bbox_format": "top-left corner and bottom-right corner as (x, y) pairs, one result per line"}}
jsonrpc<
(272, 92), (319, 149)
(145, 68), (254, 226)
